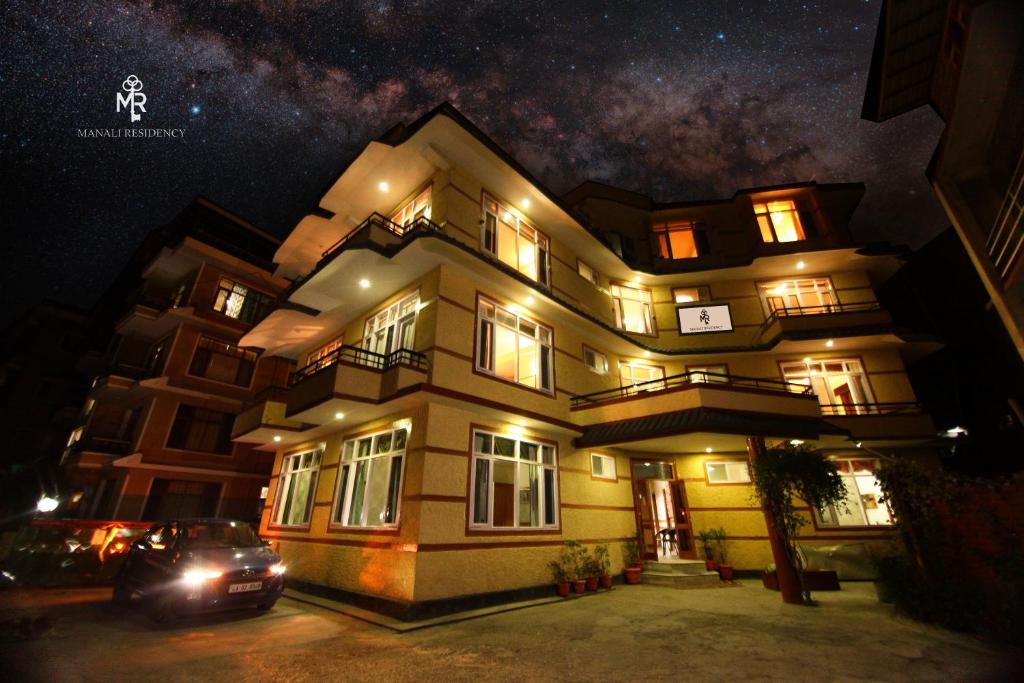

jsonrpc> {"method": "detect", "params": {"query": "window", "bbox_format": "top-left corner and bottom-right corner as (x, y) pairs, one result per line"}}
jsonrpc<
(477, 298), (553, 394)
(781, 359), (875, 415)
(166, 405), (235, 454)
(364, 291), (419, 356)
(672, 286), (710, 304)
(273, 447), (323, 527)
(391, 188), (431, 227)
(706, 461), (751, 484)
(583, 346), (609, 374)
(619, 362), (666, 393)
(482, 195), (550, 286)
(143, 480), (221, 520)
(817, 459), (893, 527)
(332, 425), (408, 528)
(306, 338), (344, 371)
(470, 430), (558, 529)
(189, 336), (256, 386)
(687, 364), (729, 383)
(760, 278), (836, 316)
(611, 284), (655, 334)
(212, 278), (275, 324)
(577, 260), (599, 285)
(654, 221), (707, 259)
(591, 453), (616, 481)
(754, 200), (806, 243)
(144, 338), (169, 376)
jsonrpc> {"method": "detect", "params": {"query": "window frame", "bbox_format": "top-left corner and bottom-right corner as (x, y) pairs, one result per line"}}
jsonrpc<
(187, 335), (257, 388)
(618, 361), (666, 393)
(753, 199), (806, 243)
(610, 283), (657, 335)
(481, 193), (551, 287)
(475, 295), (555, 395)
(590, 453), (617, 482)
(330, 425), (409, 530)
(814, 457), (895, 528)
(211, 277), (275, 324)
(363, 291), (420, 357)
(271, 445), (324, 529)
(468, 428), (559, 531)
(390, 187), (432, 227)
(653, 220), (704, 260)
(582, 345), (609, 375)
(672, 286), (710, 304)
(779, 358), (877, 414)
(577, 259), (599, 285)
(164, 403), (235, 456)
(686, 364), (730, 384)
(704, 460), (752, 485)
(758, 277), (837, 317)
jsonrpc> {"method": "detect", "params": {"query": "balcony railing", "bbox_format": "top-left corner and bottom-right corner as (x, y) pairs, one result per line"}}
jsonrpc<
(757, 301), (885, 336)
(73, 435), (134, 455)
(320, 213), (445, 260)
(289, 345), (428, 386)
(570, 371), (813, 409)
(820, 402), (923, 416)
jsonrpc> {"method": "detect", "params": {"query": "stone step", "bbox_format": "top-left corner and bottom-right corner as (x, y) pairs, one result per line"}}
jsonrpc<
(641, 571), (723, 589)
(644, 560), (710, 576)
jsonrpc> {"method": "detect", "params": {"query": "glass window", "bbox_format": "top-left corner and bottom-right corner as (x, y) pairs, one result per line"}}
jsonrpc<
(583, 346), (609, 375)
(306, 338), (344, 371)
(482, 194), (550, 286)
(611, 284), (655, 334)
(672, 286), (709, 304)
(212, 278), (275, 324)
(332, 426), (408, 528)
(391, 188), (431, 227)
(817, 458), (894, 527)
(754, 200), (806, 243)
(166, 405), (235, 454)
(364, 291), (420, 357)
(760, 278), (836, 316)
(470, 429), (558, 529)
(577, 260), (599, 285)
(706, 461), (751, 484)
(188, 336), (257, 386)
(619, 362), (666, 393)
(273, 446), (323, 527)
(687, 365), (729, 383)
(591, 453), (616, 480)
(654, 221), (702, 259)
(476, 298), (554, 394)
(781, 359), (875, 415)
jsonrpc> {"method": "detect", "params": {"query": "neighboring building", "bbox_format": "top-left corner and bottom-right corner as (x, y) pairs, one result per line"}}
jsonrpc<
(0, 302), (92, 524)
(232, 103), (939, 618)
(61, 197), (289, 522)
(862, 0), (1024, 360)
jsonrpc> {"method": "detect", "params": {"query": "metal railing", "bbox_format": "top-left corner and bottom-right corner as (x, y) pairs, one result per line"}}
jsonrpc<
(320, 213), (444, 260)
(819, 402), (923, 416)
(289, 345), (428, 386)
(73, 435), (134, 455)
(757, 301), (884, 335)
(570, 370), (813, 408)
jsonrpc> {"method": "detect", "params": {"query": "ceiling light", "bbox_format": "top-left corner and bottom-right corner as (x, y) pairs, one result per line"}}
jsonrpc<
(378, 181), (389, 192)
(516, 419), (527, 427)
(802, 357), (812, 364)
(643, 351), (651, 357)
(632, 276), (642, 283)
(825, 339), (834, 348)
(796, 261), (806, 270)
(789, 439), (804, 446)
(705, 447), (713, 453)
(334, 412), (345, 420)
(643, 461), (651, 466)
(358, 278), (370, 289)
(273, 435), (282, 442)
(855, 441), (863, 448)
(525, 296), (534, 305)
(522, 198), (530, 208)
(676, 294), (694, 303)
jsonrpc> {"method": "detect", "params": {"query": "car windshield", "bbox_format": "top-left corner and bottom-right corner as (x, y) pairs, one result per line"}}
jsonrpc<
(180, 522), (263, 549)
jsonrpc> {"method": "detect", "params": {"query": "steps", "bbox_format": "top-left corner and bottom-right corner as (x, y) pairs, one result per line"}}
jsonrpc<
(641, 560), (722, 588)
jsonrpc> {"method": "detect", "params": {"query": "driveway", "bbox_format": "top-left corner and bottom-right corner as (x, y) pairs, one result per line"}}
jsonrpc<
(0, 582), (1016, 682)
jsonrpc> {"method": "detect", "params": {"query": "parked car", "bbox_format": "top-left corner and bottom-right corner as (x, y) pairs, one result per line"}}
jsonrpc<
(113, 518), (285, 621)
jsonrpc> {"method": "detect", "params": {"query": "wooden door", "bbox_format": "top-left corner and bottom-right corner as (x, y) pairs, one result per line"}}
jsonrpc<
(633, 479), (658, 560)
(669, 480), (697, 559)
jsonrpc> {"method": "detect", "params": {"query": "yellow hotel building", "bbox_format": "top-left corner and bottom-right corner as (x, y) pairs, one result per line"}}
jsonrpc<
(234, 103), (938, 618)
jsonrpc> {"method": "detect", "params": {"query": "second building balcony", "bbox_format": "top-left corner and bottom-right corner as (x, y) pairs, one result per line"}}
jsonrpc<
(757, 301), (893, 342)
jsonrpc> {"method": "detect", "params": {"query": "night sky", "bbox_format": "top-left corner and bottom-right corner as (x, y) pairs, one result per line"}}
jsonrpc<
(2, 0), (948, 320)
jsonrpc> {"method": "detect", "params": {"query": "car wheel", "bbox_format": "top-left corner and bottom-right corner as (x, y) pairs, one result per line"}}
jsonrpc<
(111, 576), (131, 605)
(147, 594), (175, 623)
(256, 600), (277, 612)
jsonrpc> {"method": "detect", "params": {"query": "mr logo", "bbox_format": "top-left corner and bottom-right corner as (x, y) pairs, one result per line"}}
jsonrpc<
(116, 75), (146, 122)
(699, 309), (711, 325)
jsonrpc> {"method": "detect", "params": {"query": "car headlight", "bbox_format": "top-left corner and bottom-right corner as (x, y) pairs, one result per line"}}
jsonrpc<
(269, 563), (286, 576)
(182, 568), (223, 586)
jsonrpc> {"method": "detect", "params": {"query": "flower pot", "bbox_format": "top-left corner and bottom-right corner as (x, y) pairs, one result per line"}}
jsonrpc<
(718, 564), (734, 581)
(585, 577), (599, 592)
(624, 567), (642, 585)
(599, 575), (613, 589)
(556, 582), (570, 598)
(633, 560), (645, 571)
(573, 580), (587, 594)
(705, 560), (718, 571)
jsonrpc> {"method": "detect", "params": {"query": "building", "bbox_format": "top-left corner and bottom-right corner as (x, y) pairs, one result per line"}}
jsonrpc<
(61, 197), (289, 522)
(862, 0), (1024, 360)
(234, 103), (938, 618)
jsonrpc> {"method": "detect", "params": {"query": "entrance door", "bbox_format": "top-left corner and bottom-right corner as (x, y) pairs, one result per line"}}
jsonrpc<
(631, 460), (676, 561)
(669, 480), (697, 559)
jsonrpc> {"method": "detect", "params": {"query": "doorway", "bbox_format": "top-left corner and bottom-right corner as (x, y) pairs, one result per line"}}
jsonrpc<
(631, 460), (696, 561)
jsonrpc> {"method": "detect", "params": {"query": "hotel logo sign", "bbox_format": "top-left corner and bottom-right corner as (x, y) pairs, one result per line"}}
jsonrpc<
(116, 75), (146, 122)
(677, 304), (733, 335)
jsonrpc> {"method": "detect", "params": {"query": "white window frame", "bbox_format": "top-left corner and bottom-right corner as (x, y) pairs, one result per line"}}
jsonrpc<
(781, 358), (875, 414)
(391, 188), (431, 227)
(363, 291), (420, 357)
(577, 259), (599, 285)
(272, 445), (324, 527)
(481, 194), (551, 287)
(583, 346), (609, 375)
(672, 286), (710, 304)
(759, 277), (836, 316)
(331, 425), (409, 529)
(816, 458), (894, 528)
(705, 460), (751, 484)
(476, 297), (554, 394)
(469, 429), (559, 530)
(611, 284), (656, 334)
(590, 453), (616, 481)
(619, 361), (665, 393)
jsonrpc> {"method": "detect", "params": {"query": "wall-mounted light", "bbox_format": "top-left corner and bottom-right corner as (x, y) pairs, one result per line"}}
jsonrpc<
(705, 447), (713, 453)
(378, 181), (389, 193)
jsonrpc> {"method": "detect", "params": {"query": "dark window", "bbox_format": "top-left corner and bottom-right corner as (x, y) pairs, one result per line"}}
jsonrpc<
(189, 336), (256, 386)
(142, 480), (221, 520)
(167, 405), (235, 454)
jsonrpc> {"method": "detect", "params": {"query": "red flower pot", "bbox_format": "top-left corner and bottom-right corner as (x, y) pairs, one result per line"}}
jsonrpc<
(705, 560), (718, 571)
(585, 577), (599, 592)
(556, 582), (570, 598)
(599, 575), (613, 589)
(718, 564), (734, 581)
(573, 580), (587, 594)
(624, 567), (642, 585)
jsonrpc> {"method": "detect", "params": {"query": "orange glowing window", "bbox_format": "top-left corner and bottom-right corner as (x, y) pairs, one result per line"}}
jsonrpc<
(754, 200), (806, 243)
(654, 221), (702, 259)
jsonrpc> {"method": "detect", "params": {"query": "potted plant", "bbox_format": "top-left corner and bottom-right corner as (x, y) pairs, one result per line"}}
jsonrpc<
(622, 540), (642, 584)
(595, 544), (612, 589)
(584, 552), (601, 592)
(548, 557), (571, 598)
(564, 541), (588, 594)
(697, 528), (718, 571)
(714, 527), (734, 581)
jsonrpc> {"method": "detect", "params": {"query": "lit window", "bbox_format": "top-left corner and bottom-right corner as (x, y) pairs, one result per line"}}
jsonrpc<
(619, 362), (666, 393)
(688, 364), (729, 383)
(306, 338), (344, 371)
(816, 458), (894, 527)
(760, 278), (836, 316)
(390, 188), (431, 227)
(577, 260), (599, 285)
(611, 284), (655, 334)
(591, 453), (616, 481)
(781, 359), (875, 415)
(212, 278), (274, 324)
(470, 429), (558, 529)
(654, 221), (704, 259)
(273, 446), (323, 527)
(476, 298), (553, 394)
(754, 200), (806, 243)
(482, 195), (550, 286)
(583, 346), (609, 375)
(332, 426), (408, 528)
(672, 286), (709, 303)
(706, 461), (751, 484)
(363, 291), (419, 356)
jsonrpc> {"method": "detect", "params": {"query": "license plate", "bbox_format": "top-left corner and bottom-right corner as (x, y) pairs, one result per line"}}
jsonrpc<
(228, 581), (262, 594)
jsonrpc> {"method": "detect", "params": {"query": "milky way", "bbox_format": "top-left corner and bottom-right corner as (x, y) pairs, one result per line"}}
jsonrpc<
(1, 0), (947, 317)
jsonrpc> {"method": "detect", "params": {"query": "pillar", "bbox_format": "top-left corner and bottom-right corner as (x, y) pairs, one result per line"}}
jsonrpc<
(746, 436), (803, 605)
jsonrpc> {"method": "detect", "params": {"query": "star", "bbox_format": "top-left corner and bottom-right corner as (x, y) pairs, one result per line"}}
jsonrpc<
(190, 105), (201, 115)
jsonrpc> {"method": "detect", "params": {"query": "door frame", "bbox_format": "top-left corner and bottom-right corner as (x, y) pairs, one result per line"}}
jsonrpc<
(629, 458), (677, 561)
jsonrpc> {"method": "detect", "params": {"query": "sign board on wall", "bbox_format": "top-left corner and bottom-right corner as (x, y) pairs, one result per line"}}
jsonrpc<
(676, 304), (734, 335)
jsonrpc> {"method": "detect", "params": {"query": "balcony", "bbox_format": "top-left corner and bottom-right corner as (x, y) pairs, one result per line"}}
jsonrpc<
(318, 213), (444, 264)
(757, 301), (893, 341)
(61, 434), (135, 470)
(232, 386), (311, 443)
(820, 402), (936, 442)
(115, 293), (180, 339)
